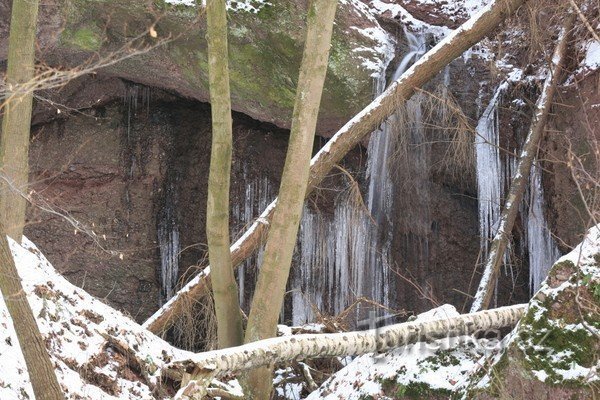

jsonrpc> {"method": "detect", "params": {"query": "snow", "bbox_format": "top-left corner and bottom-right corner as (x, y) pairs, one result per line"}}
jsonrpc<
(553, 224), (600, 278)
(164, 0), (272, 13)
(580, 40), (600, 71)
(337, 0), (395, 76)
(0, 237), (195, 399)
(306, 305), (507, 399)
(472, 225), (600, 391)
(0, 293), (35, 400)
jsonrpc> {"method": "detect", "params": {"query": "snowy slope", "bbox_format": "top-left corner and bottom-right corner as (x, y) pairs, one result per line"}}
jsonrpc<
(0, 237), (194, 400)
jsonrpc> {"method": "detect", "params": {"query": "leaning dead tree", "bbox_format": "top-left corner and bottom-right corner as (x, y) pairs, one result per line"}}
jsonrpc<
(143, 0), (530, 334)
(470, 15), (574, 312)
(171, 304), (526, 398)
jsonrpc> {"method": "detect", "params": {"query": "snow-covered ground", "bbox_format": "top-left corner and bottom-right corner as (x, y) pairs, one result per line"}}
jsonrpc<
(305, 305), (506, 399)
(0, 237), (193, 400)
(2, 229), (597, 400)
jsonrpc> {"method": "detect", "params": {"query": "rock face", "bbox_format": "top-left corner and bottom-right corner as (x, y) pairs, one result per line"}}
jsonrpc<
(544, 72), (600, 249)
(14, 0), (533, 324)
(0, 0), (392, 135)
(4, 0), (597, 333)
(26, 88), (293, 322)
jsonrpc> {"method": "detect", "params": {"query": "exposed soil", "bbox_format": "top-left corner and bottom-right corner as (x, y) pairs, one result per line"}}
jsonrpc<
(26, 87), (291, 322)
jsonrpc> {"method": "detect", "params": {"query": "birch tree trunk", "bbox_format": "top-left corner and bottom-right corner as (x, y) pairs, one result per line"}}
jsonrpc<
(143, 0), (529, 335)
(171, 304), (526, 399)
(241, 1), (338, 397)
(205, 0), (244, 349)
(470, 15), (573, 312)
(0, 0), (40, 242)
(0, 224), (63, 399)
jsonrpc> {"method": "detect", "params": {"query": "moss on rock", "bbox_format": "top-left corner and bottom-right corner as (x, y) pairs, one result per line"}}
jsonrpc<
(52, 0), (384, 133)
(469, 230), (600, 398)
(61, 26), (103, 51)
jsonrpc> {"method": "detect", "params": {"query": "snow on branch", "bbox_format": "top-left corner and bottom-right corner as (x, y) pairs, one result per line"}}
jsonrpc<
(167, 304), (526, 397)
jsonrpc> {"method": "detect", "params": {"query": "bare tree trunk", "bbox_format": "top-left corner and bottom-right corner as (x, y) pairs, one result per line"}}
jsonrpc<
(0, 0), (40, 242)
(143, 0), (529, 335)
(0, 224), (63, 399)
(171, 304), (526, 399)
(240, 1), (338, 398)
(470, 15), (573, 312)
(205, 0), (244, 349)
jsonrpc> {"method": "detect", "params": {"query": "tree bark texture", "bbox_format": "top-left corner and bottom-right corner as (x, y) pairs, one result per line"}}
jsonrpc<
(241, 1), (338, 398)
(171, 304), (526, 399)
(205, 0), (244, 349)
(0, 225), (63, 399)
(0, 0), (40, 242)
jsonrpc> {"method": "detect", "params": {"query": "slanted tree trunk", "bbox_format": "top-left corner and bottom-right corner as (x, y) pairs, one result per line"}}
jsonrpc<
(0, 224), (63, 399)
(205, 0), (244, 349)
(171, 304), (526, 398)
(470, 15), (573, 312)
(143, 0), (530, 335)
(0, 0), (40, 242)
(241, 1), (338, 398)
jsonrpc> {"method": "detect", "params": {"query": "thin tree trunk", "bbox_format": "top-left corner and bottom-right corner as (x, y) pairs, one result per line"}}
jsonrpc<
(205, 0), (244, 349)
(470, 16), (573, 312)
(143, 0), (529, 335)
(0, 0), (39, 242)
(171, 304), (526, 398)
(0, 224), (63, 399)
(241, 1), (338, 398)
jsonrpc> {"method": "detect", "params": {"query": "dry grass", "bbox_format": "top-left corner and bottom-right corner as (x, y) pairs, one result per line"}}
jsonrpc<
(420, 85), (476, 179)
(166, 261), (218, 352)
(170, 287), (218, 352)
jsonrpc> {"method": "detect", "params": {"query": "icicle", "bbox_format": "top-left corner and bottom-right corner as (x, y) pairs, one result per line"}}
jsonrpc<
(289, 27), (430, 325)
(475, 83), (508, 257)
(475, 84), (561, 295)
(527, 164), (561, 292)
(157, 180), (180, 304)
(232, 163), (275, 311)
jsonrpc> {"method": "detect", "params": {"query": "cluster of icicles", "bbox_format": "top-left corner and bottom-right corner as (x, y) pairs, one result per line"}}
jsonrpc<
(153, 29), (560, 319)
(231, 30), (429, 325)
(476, 84), (560, 294)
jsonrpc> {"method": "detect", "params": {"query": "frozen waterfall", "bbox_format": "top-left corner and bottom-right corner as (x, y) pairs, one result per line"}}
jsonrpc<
(290, 28), (428, 325)
(475, 83), (560, 295)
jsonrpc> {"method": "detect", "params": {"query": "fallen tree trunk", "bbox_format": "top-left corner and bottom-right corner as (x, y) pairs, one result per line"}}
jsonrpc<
(143, 0), (529, 334)
(170, 304), (526, 398)
(470, 16), (573, 312)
